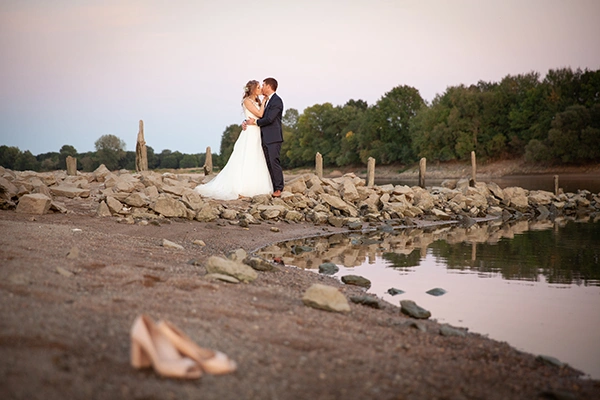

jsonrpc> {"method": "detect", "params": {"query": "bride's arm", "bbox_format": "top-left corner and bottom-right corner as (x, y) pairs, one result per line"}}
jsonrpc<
(243, 98), (265, 118)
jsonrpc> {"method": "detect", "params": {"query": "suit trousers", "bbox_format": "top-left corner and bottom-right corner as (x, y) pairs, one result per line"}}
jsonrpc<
(262, 141), (284, 191)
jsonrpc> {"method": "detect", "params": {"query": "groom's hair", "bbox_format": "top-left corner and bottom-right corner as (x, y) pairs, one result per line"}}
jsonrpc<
(263, 77), (278, 92)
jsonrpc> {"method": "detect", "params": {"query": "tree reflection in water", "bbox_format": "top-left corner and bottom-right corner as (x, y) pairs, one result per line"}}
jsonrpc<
(257, 216), (600, 286)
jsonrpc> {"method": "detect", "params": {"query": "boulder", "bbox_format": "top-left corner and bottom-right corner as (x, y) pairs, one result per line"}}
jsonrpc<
(400, 300), (431, 319)
(340, 178), (360, 203)
(341, 274), (371, 288)
(205, 256), (258, 283)
(93, 164), (111, 182)
(50, 185), (90, 198)
(320, 193), (358, 217)
(302, 284), (350, 313)
(15, 193), (52, 215)
(151, 195), (188, 218)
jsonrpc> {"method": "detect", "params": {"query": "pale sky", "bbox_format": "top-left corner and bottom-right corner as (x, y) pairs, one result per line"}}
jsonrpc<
(1, 0), (599, 155)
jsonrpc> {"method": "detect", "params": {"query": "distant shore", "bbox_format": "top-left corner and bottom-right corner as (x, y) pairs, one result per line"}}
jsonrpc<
(287, 158), (600, 181)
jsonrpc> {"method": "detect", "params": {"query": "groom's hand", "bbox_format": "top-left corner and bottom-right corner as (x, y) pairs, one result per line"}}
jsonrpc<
(242, 120), (248, 130)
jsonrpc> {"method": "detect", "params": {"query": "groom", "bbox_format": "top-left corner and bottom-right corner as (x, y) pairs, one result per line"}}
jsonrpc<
(246, 77), (284, 197)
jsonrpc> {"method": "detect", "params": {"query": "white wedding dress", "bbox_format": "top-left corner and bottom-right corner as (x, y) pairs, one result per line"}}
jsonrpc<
(194, 103), (273, 200)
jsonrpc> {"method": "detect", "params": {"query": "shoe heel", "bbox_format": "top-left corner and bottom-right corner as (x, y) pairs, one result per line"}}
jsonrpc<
(131, 339), (152, 369)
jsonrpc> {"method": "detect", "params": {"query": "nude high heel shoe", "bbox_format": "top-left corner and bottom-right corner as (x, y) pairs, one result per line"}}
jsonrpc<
(130, 315), (203, 379)
(157, 320), (237, 375)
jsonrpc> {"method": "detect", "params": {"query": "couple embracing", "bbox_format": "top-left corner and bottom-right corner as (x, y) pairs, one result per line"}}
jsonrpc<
(194, 78), (284, 200)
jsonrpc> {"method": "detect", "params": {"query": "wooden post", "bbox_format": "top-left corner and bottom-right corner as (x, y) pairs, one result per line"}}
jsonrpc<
(66, 156), (77, 176)
(315, 152), (323, 179)
(135, 120), (148, 172)
(367, 157), (375, 187)
(203, 146), (213, 175)
(418, 158), (426, 188)
(470, 151), (476, 186)
(554, 175), (559, 195)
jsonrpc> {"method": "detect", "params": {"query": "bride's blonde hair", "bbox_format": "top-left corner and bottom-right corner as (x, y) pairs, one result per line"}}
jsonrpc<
(242, 80), (262, 106)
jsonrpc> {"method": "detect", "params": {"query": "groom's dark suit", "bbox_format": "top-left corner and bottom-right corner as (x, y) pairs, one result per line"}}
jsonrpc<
(256, 93), (284, 192)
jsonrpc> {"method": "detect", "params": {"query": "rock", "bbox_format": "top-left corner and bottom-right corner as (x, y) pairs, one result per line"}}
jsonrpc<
(56, 266), (74, 278)
(347, 221), (363, 230)
(105, 196), (123, 215)
(528, 190), (554, 206)
(302, 284), (351, 313)
(50, 201), (67, 214)
(406, 321), (427, 332)
(341, 274), (371, 288)
(340, 178), (360, 202)
(284, 210), (304, 222)
(221, 208), (238, 220)
(431, 208), (452, 220)
(320, 193), (358, 217)
(439, 325), (466, 337)
(259, 205), (285, 219)
(205, 273), (240, 284)
(123, 192), (149, 208)
(536, 354), (564, 368)
(227, 248), (247, 262)
(92, 164), (111, 182)
(318, 262), (339, 275)
(327, 216), (345, 228)
(426, 288), (447, 296)
(96, 201), (112, 217)
(0, 176), (18, 199)
(387, 288), (405, 296)
(193, 239), (206, 247)
(195, 204), (221, 222)
(400, 300), (431, 319)
(285, 177), (307, 194)
(181, 191), (204, 211)
(66, 247), (79, 259)
(50, 185), (90, 198)
(244, 255), (277, 271)
(15, 193), (52, 215)
(270, 226), (280, 232)
(152, 195), (188, 218)
(205, 256), (258, 283)
(349, 295), (381, 309)
(162, 239), (184, 250)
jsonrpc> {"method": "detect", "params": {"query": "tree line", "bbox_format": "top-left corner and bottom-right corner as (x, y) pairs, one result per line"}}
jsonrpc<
(2, 67), (599, 172)
(0, 135), (219, 172)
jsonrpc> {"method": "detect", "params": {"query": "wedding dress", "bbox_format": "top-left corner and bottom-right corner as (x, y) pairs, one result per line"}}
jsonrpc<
(194, 103), (273, 200)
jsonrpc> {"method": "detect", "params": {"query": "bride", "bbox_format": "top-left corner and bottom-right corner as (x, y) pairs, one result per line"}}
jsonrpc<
(194, 80), (273, 200)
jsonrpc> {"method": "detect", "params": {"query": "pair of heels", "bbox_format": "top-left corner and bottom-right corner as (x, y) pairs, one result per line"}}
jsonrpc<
(130, 314), (237, 379)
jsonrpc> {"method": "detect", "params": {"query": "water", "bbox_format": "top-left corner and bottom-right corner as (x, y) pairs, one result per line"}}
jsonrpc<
(257, 217), (600, 379)
(376, 173), (600, 194)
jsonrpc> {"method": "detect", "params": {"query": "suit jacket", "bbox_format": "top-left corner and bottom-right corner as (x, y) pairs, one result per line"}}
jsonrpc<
(257, 93), (284, 144)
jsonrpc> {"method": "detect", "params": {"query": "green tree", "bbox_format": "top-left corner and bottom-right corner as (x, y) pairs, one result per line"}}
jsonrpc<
(357, 85), (425, 164)
(95, 134), (126, 170)
(219, 124), (242, 164)
(58, 144), (77, 169)
(179, 154), (199, 168)
(14, 150), (40, 171)
(0, 145), (21, 169)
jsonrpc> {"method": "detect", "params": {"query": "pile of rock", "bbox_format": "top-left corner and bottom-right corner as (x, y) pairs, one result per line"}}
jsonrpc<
(1, 165), (598, 227)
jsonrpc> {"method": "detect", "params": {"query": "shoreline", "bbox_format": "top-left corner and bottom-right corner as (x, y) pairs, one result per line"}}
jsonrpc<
(2, 163), (600, 399)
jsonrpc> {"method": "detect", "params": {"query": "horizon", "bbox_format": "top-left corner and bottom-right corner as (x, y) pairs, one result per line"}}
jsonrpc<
(1, 0), (599, 155)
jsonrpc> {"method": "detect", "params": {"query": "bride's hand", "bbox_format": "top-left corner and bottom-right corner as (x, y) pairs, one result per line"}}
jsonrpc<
(247, 118), (256, 125)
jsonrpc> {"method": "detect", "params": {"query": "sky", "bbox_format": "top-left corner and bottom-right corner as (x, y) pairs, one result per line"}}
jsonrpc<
(1, 0), (599, 156)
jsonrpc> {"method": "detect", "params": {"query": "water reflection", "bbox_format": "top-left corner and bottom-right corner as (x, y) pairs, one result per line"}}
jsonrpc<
(258, 217), (600, 286)
(256, 216), (600, 379)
